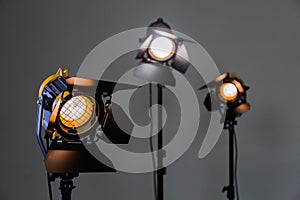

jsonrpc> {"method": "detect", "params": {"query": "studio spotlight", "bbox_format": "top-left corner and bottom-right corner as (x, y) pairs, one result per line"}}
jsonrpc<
(201, 72), (250, 118)
(38, 73), (99, 141)
(134, 17), (191, 86)
(200, 72), (250, 200)
(134, 18), (191, 200)
(36, 68), (136, 200)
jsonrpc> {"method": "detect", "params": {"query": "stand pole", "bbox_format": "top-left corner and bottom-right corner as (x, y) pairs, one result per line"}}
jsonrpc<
(157, 84), (166, 200)
(222, 119), (236, 200)
(59, 174), (76, 200)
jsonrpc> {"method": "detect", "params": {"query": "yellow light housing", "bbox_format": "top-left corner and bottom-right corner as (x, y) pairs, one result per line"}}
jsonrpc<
(148, 36), (175, 61)
(219, 83), (238, 102)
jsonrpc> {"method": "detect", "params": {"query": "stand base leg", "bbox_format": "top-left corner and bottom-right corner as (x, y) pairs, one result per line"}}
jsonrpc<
(222, 185), (234, 200)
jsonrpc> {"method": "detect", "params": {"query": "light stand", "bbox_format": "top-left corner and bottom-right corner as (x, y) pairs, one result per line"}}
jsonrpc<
(134, 18), (191, 200)
(157, 84), (166, 200)
(222, 111), (237, 200)
(200, 72), (250, 200)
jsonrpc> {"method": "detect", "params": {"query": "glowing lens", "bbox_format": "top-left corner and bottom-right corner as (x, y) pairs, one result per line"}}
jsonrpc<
(220, 83), (238, 102)
(59, 96), (94, 128)
(148, 37), (175, 61)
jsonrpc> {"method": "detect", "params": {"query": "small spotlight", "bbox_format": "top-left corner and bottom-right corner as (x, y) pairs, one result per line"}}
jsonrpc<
(134, 18), (191, 86)
(201, 73), (250, 116)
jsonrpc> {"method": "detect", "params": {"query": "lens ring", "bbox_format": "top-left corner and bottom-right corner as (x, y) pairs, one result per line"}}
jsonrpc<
(219, 82), (238, 102)
(148, 36), (175, 61)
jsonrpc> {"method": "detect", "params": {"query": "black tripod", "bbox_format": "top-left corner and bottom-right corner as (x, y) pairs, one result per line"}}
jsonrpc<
(222, 112), (238, 200)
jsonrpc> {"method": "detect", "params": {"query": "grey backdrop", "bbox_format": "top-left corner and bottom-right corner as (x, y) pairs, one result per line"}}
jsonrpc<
(1, 0), (300, 199)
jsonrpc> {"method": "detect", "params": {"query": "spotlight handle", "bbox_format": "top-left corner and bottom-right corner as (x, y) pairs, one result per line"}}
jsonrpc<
(36, 96), (47, 157)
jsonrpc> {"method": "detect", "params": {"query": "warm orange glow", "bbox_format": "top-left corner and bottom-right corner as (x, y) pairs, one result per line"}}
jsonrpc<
(219, 83), (238, 102)
(215, 73), (228, 83)
(66, 77), (97, 87)
(232, 79), (244, 93)
(234, 102), (250, 114)
(59, 96), (94, 129)
(49, 91), (71, 127)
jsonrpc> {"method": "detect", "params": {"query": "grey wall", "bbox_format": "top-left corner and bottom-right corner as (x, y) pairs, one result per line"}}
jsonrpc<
(1, 0), (300, 199)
